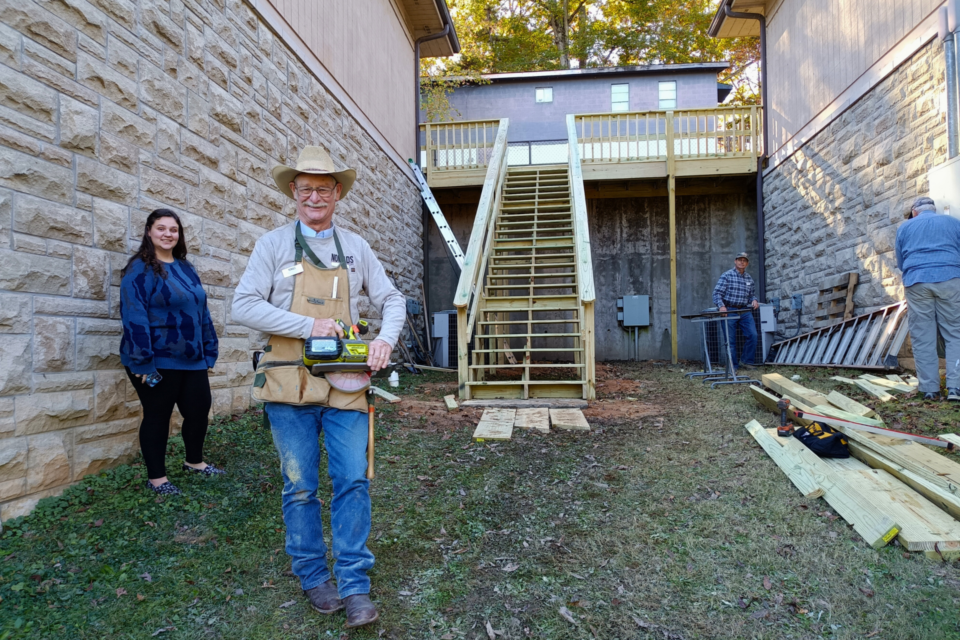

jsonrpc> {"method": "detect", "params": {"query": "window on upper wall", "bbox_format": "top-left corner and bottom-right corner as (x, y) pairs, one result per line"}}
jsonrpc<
(611, 84), (629, 112)
(535, 87), (553, 103)
(659, 81), (677, 109)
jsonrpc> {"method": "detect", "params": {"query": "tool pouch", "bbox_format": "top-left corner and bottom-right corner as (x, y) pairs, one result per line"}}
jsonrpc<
(793, 422), (850, 458)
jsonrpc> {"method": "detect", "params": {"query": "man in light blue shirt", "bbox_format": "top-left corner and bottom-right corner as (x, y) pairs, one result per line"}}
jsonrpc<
(895, 196), (960, 401)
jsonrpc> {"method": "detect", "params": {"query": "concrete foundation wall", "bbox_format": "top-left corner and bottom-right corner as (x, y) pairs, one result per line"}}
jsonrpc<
(763, 40), (946, 315)
(0, 0), (422, 522)
(426, 189), (757, 362)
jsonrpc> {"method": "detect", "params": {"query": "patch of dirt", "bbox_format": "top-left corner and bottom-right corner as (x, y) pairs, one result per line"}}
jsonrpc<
(415, 382), (459, 397)
(583, 399), (662, 423)
(392, 399), (482, 432)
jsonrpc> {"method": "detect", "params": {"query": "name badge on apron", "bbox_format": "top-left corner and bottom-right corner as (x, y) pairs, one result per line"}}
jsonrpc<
(282, 264), (304, 278)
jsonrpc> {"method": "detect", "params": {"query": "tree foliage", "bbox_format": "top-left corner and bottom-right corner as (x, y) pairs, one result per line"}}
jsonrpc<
(426, 0), (760, 104)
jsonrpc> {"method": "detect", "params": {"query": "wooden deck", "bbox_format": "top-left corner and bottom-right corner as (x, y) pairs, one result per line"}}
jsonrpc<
(419, 106), (762, 188)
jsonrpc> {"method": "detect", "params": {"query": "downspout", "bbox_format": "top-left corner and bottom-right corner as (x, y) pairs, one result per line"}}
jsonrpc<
(723, 1), (768, 301)
(940, 5), (959, 158)
(414, 1), (460, 321)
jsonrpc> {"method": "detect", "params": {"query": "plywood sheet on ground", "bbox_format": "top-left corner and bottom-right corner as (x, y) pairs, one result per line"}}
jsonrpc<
(473, 408), (516, 441)
(515, 408), (550, 432)
(550, 408), (590, 431)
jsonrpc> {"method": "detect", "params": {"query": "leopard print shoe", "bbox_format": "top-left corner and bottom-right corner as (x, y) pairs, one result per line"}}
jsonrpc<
(182, 463), (225, 477)
(145, 480), (183, 496)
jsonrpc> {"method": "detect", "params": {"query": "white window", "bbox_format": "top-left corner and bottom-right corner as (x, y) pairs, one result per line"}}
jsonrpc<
(535, 87), (553, 103)
(611, 84), (629, 112)
(659, 81), (677, 109)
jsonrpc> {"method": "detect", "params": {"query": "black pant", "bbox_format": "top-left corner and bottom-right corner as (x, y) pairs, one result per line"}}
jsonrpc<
(126, 368), (212, 480)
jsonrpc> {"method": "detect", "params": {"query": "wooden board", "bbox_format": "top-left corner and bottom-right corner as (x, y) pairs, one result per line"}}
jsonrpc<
(826, 390), (877, 419)
(370, 386), (401, 403)
(461, 399), (587, 409)
(848, 441), (960, 522)
(514, 408), (550, 433)
(443, 394), (459, 412)
(831, 376), (896, 402)
(549, 408), (590, 431)
(939, 433), (960, 448)
(860, 374), (915, 394)
(838, 430), (960, 502)
(812, 405), (886, 428)
(746, 421), (823, 497)
(473, 408), (515, 441)
(761, 373), (831, 408)
(750, 385), (814, 426)
(746, 422), (899, 549)
(822, 461), (960, 558)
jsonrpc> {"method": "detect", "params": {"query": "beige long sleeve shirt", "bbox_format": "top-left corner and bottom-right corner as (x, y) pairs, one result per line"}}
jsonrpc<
(232, 221), (406, 347)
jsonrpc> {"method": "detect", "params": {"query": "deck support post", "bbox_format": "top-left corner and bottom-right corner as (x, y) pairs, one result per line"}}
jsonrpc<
(666, 113), (678, 364)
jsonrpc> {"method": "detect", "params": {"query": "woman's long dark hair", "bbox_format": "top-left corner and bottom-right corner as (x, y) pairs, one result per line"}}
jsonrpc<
(122, 209), (189, 278)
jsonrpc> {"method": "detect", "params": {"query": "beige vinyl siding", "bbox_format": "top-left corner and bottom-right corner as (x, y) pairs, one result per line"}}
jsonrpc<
(767, 0), (943, 156)
(266, 0), (415, 159)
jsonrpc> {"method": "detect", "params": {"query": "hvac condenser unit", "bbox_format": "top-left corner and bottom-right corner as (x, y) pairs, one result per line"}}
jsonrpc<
(432, 311), (458, 368)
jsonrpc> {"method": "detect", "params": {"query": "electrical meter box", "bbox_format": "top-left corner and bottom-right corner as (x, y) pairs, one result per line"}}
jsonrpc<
(616, 295), (650, 327)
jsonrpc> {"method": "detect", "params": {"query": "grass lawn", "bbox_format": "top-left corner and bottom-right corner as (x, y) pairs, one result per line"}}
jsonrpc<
(2, 362), (959, 639)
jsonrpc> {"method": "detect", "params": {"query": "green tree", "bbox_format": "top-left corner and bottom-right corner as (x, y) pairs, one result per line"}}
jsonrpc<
(425, 0), (760, 106)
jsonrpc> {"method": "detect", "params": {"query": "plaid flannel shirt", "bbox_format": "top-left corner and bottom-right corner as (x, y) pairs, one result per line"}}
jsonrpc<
(712, 268), (757, 308)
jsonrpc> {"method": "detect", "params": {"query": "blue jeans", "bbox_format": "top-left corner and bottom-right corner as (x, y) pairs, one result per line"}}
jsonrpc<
(265, 403), (373, 597)
(722, 309), (758, 366)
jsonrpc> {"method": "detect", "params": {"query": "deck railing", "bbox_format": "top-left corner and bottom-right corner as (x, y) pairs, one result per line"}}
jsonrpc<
(419, 119), (501, 176)
(574, 105), (761, 163)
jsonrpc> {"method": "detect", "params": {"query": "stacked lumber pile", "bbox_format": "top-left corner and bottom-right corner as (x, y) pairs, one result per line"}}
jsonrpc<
(747, 373), (960, 559)
(473, 408), (589, 441)
(830, 373), (918, 402)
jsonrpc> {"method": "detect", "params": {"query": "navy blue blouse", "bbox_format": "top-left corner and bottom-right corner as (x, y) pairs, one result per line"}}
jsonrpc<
(119, 258), (219, 374)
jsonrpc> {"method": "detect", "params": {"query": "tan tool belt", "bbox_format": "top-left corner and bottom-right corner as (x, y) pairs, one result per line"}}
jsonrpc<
(252, 225), (368, 413)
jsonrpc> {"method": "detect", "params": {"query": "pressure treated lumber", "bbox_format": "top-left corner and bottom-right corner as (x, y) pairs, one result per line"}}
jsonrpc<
(370, 386), (401, 403)
(746, 422), (900, 548)
(549, 408), (590, 431)
(832, 376), (895, 402)
(939, 433), (960, 448)
(860, 374), (915, 394)
(444, 394), (459, 412)
(473, 408), (515, 441)
(838, 430), (960, 501)
(761, 373), (831, 408)
(822, 458), (960, 557)
(826, 390), (877, 419)
(812, 405), (886, 428)
(514, 408), (550, 432)
(750, 386), (814, 426)
(848, 441), (960, 521)
(745, 421), (822, 497)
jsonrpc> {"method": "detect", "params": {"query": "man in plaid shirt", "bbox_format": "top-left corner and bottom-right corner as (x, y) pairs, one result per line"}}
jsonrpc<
(712, 252), (759, 369)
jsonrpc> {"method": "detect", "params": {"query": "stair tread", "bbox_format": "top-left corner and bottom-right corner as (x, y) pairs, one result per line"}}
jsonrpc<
(464, 380), (586, 386)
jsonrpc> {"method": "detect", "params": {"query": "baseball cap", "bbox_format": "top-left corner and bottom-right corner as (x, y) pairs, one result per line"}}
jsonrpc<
(735, 252), (749, 260)
(906, 196), (936, 219)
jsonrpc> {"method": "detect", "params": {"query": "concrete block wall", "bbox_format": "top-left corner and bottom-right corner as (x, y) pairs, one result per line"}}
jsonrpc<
(0, 0), (422, 522)
(763, 40), (947, 315)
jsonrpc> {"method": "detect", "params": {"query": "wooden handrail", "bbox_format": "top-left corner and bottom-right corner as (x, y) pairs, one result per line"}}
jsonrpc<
(453, 119), (510, 309)
(419, 119), (502, 173)
(574, 106), (762, 163)
(566, 114), (595, 304)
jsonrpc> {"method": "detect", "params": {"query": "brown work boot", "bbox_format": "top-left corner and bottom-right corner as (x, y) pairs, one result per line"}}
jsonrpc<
(343, 594), (379, 628)
(304, 580), (343, 614)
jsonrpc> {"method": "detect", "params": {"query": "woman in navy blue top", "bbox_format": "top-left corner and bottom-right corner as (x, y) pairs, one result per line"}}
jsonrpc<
(120, 209), (222, 496)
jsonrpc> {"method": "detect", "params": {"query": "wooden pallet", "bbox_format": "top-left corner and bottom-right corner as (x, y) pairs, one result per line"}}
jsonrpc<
(814, 271), (858, 328)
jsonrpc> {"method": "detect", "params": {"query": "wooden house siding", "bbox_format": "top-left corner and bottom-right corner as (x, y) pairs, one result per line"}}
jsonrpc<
(266, 0), (416, 159)
(766, 0), (943, 156)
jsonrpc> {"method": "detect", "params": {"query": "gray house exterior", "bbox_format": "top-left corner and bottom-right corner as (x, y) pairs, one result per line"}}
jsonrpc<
(428, 64), (732, 144)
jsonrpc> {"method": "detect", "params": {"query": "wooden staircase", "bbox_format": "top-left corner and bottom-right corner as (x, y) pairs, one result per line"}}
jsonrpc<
(455, 119), (595, 401)
(467, 166), (585, 399)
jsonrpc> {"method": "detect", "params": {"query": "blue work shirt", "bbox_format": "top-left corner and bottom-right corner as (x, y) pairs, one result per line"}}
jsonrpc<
(895, 211), (960, 287)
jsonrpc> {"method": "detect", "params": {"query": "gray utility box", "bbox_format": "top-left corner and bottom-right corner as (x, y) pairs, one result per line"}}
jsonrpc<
(617, 295), (651, 327)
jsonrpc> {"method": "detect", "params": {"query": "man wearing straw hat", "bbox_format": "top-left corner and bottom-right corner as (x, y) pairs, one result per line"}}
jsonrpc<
(233, 146), (406, 627)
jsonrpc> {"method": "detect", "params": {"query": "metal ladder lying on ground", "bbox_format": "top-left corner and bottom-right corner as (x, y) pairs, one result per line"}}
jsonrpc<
(770, 301), (908, 369)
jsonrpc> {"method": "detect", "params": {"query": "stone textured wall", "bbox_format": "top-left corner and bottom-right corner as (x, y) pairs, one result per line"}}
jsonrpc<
(764, 40), (947, 314)
(0, 0), (422, 521)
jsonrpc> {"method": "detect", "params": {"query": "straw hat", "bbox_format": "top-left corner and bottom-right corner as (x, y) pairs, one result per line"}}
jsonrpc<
(271, 146), (357, 200)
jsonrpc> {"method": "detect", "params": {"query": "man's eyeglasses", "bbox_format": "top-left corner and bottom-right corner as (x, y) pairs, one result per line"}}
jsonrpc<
(295, 185), (337, 197)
